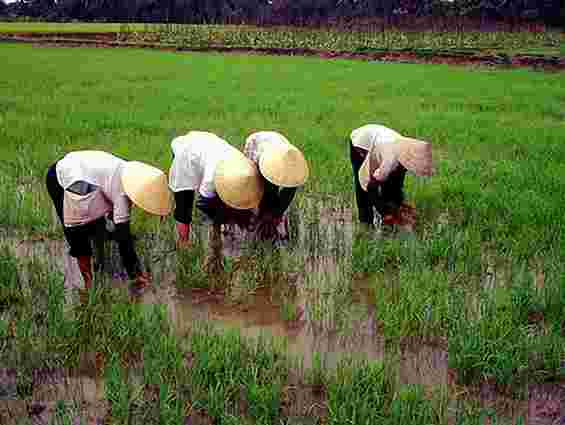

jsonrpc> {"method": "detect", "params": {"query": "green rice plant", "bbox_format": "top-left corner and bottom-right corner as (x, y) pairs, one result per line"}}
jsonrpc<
(57, 283), (128, 366)
(530, 331), (565, 382)
(448, 285), (532, 387)
(0, 246), (23, 315)
(109, 299), (147, 358)
(186, 324), (287, 422)
(539, 261), (565, 330)
(142, 304), (185, 388)
(46, 258), (68, 340)
(279, 299), (301, 323)
(387, 385), (442, 425)
(508, 261), (544, 325)
(326, 358), (392, 425)
(246, 379), (283, 424)
(228, 242), (292, 303)
(158, 381), (186, 425)
(453, 407), (525, 425)
(373, 268), (449, 341)
(105, 352), (133, 425)
(303, 352), (328, 389)
(176, 226), (209, 289)
(50, 400), (79, 425)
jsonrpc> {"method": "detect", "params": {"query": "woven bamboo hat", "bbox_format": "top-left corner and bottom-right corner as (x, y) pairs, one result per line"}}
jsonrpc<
(215, 152), (265, 210)
(121, 161), (173, 216)
(258, 143), (309, 188)
(359, 135), (435, 192)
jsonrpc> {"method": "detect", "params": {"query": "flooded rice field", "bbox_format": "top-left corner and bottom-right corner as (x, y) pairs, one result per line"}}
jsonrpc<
(1, 200), (564, 424)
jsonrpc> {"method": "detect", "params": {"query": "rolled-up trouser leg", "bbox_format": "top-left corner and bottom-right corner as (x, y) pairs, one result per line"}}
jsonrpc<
(349, 143), (373, 224)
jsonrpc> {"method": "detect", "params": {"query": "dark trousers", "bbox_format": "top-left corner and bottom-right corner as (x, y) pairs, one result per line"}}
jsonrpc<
(196, 195), (254, 230)
(258, 179), (296, 218)
(350, 142), (406, 224)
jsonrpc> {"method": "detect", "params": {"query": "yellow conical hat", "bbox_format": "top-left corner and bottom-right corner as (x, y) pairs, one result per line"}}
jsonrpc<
(358, 136), (435, 191)
(215, 152), (264, 210)
(121, 161), (173, 216)
(258, 143), (309, 188)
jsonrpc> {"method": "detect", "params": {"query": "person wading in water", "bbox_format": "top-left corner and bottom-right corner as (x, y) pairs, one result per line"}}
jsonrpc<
(168, 131), (264, 271)
(45, 151), (172, 302)
(243, 131), (309, 244)
(349, 124), (435, 229)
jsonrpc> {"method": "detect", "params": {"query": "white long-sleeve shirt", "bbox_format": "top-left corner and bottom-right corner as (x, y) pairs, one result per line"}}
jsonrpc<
(350, 124), (402, 182)
(168, 131), (241, 198)
(56, 151), (131, 227)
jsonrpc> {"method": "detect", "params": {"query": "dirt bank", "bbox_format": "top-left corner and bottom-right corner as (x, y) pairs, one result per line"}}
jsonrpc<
(1, 32), (563, 71)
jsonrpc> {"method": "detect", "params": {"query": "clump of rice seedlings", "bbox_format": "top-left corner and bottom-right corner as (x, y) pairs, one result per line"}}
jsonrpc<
(228, 241), (294, 304)
(0, 154), (57, 235)
(175, 225), (208, 289)
(142, 304), (185, 387)
(300, 254), (353, 334)
(157, 381), (186, 425)
(373, 267), (449, 342)
(50, 400), (82, 425)
(326, 358), (393, 424)
(388, 384), (444, 425)
(186, 323), (288, 423)
(280, 299), (302, 323)
(451, 405), (525, 425)
(0, 247), (24, 334)
(449, 254), (565, 388)
(105, 352), (134, 425)
(448, 283), (531, 388)
(303, 352), (328, 390)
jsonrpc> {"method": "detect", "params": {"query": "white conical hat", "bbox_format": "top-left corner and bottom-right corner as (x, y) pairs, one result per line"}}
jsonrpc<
(258, 143), (309, 188)
(121, 161), (173, 216)
(215, 152), (264, 210)
(358, 135), (435, 191)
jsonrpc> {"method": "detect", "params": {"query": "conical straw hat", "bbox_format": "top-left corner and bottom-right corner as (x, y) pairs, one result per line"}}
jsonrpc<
(121, 161), (173, 216)
(215, 152), (265, 210)
(258, 143), (309, 188)
(358, 136), (435, 192)
(396, 136), (435, 177)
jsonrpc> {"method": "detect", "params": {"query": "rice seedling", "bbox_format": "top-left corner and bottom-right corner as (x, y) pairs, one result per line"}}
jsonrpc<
(326, 358), (392, 424)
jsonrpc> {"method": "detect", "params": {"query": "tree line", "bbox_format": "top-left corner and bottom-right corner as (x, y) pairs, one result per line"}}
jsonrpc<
(1, 0), (564, 29)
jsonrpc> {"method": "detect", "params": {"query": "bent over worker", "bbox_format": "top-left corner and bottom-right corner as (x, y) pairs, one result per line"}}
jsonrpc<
(168, 131), (264, 267)
(45, 151), (172, 298)
(350, 124), (434, 227)
(243, 131), (309, 242)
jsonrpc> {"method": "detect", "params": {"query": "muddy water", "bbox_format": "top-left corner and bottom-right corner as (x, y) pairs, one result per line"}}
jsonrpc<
(3, 204), (564, 424)
(1, 206), (445, 386)
(2, 206), (448, 424)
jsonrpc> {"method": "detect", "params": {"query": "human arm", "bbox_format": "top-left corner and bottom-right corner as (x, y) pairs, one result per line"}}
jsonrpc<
(174, 190), (195, 247)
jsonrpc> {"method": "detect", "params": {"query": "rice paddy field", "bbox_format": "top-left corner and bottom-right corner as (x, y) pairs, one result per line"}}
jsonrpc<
(1, 40), (565, 424)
